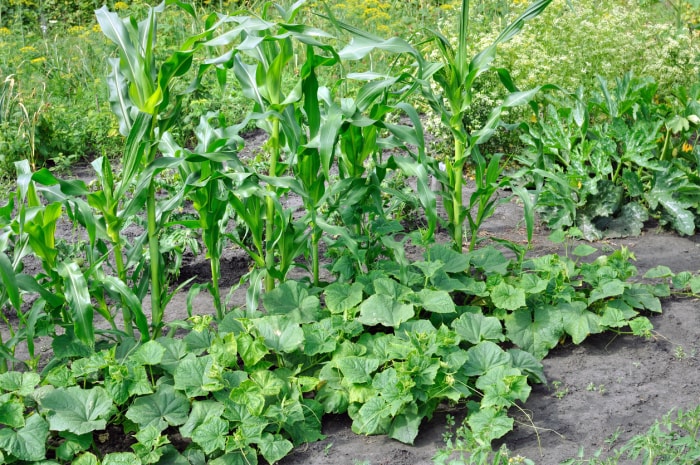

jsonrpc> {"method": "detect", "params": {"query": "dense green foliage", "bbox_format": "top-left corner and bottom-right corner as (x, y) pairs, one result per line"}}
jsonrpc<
(0, 0), (700, 464)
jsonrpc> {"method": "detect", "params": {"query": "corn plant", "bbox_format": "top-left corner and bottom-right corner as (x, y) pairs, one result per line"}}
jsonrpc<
(419, 0), (552, 252)
(96, 2), (212, 337)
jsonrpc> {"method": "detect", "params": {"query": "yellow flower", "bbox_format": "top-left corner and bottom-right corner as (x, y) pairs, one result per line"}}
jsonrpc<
(114, 1), (129, 10)
(92, 24), (102, 33)
(0, 27), (11, 36)
(682, 142), (693, 153)
(20, 45), (37, 54)
(30, 56), (46, 64)
(68, 25), (86, 35)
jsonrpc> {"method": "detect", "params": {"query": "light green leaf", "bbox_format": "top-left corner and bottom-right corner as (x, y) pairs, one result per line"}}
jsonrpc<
(573, 244), (598, 257)
(303, 318), (337, 356)
(0, 413), (48, 461)
(462, 341), (511, 377)
(352, 397), (392, 435)
(505, 306), (564, 360)
(252, 315), (304, 353)
(192, 417), (228, 455)
(0, 400), (24, 428)
(690, 277), (700, 294)
(338, 36), (417, 60)
(324, 282), (364, 314)
(130, 340), (165, 366)
(629, 316), (653, 338)
(358, 294), (414, 328)
(589, 279), (626, 304)
(416, 289), (455, 313)
(72, 452), (100, 465)
(644, 266), (674, 279)
(508, 349), (546, 384)
(452, 312), (504, 344)
(373, 278), (413, 301)
(560, 302), (601, 344)
(173, 354), (221, 397)
(490, 282), (526, 310)
(518, 274), (549, 295)
(208, 449), (258, 465)
(623, 285), (662, 312)
(0, 372), (40, 396)
(263, 281), (321, 322)
(179, 400), (225, 438)
(468, 246), (510, 275)
(230, 380), (265, 417)
(41, 386), (112, 435)
(467, 407), (514, 447)
(257, 433), (293, 464)
(476, 365), (531, 408)
(103, 452), (142, 465)
(389, 404), (422, 445)
(58, 262), (94, 347)
(125, 384), (189, 431)
(336, 357), (381, 384)
(0, 253), (20, 311)
(425, 244), (469, 273)
(56, 432), (97, 465)
(237, 333), (269, 367)
(599, 306), (626, 328)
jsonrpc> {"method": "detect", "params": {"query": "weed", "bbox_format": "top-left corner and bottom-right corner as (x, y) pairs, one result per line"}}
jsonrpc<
(552, 380), (569, 399)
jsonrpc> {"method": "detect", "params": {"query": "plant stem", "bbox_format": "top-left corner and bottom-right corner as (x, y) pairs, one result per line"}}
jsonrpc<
(311, 219), (320, 287)
(147, 181), (162, 338)
(452, 137), (466, 252)
(211, 257), (223, 320)
(265, 117), (281, 292)
(113, 243), (134, 337)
